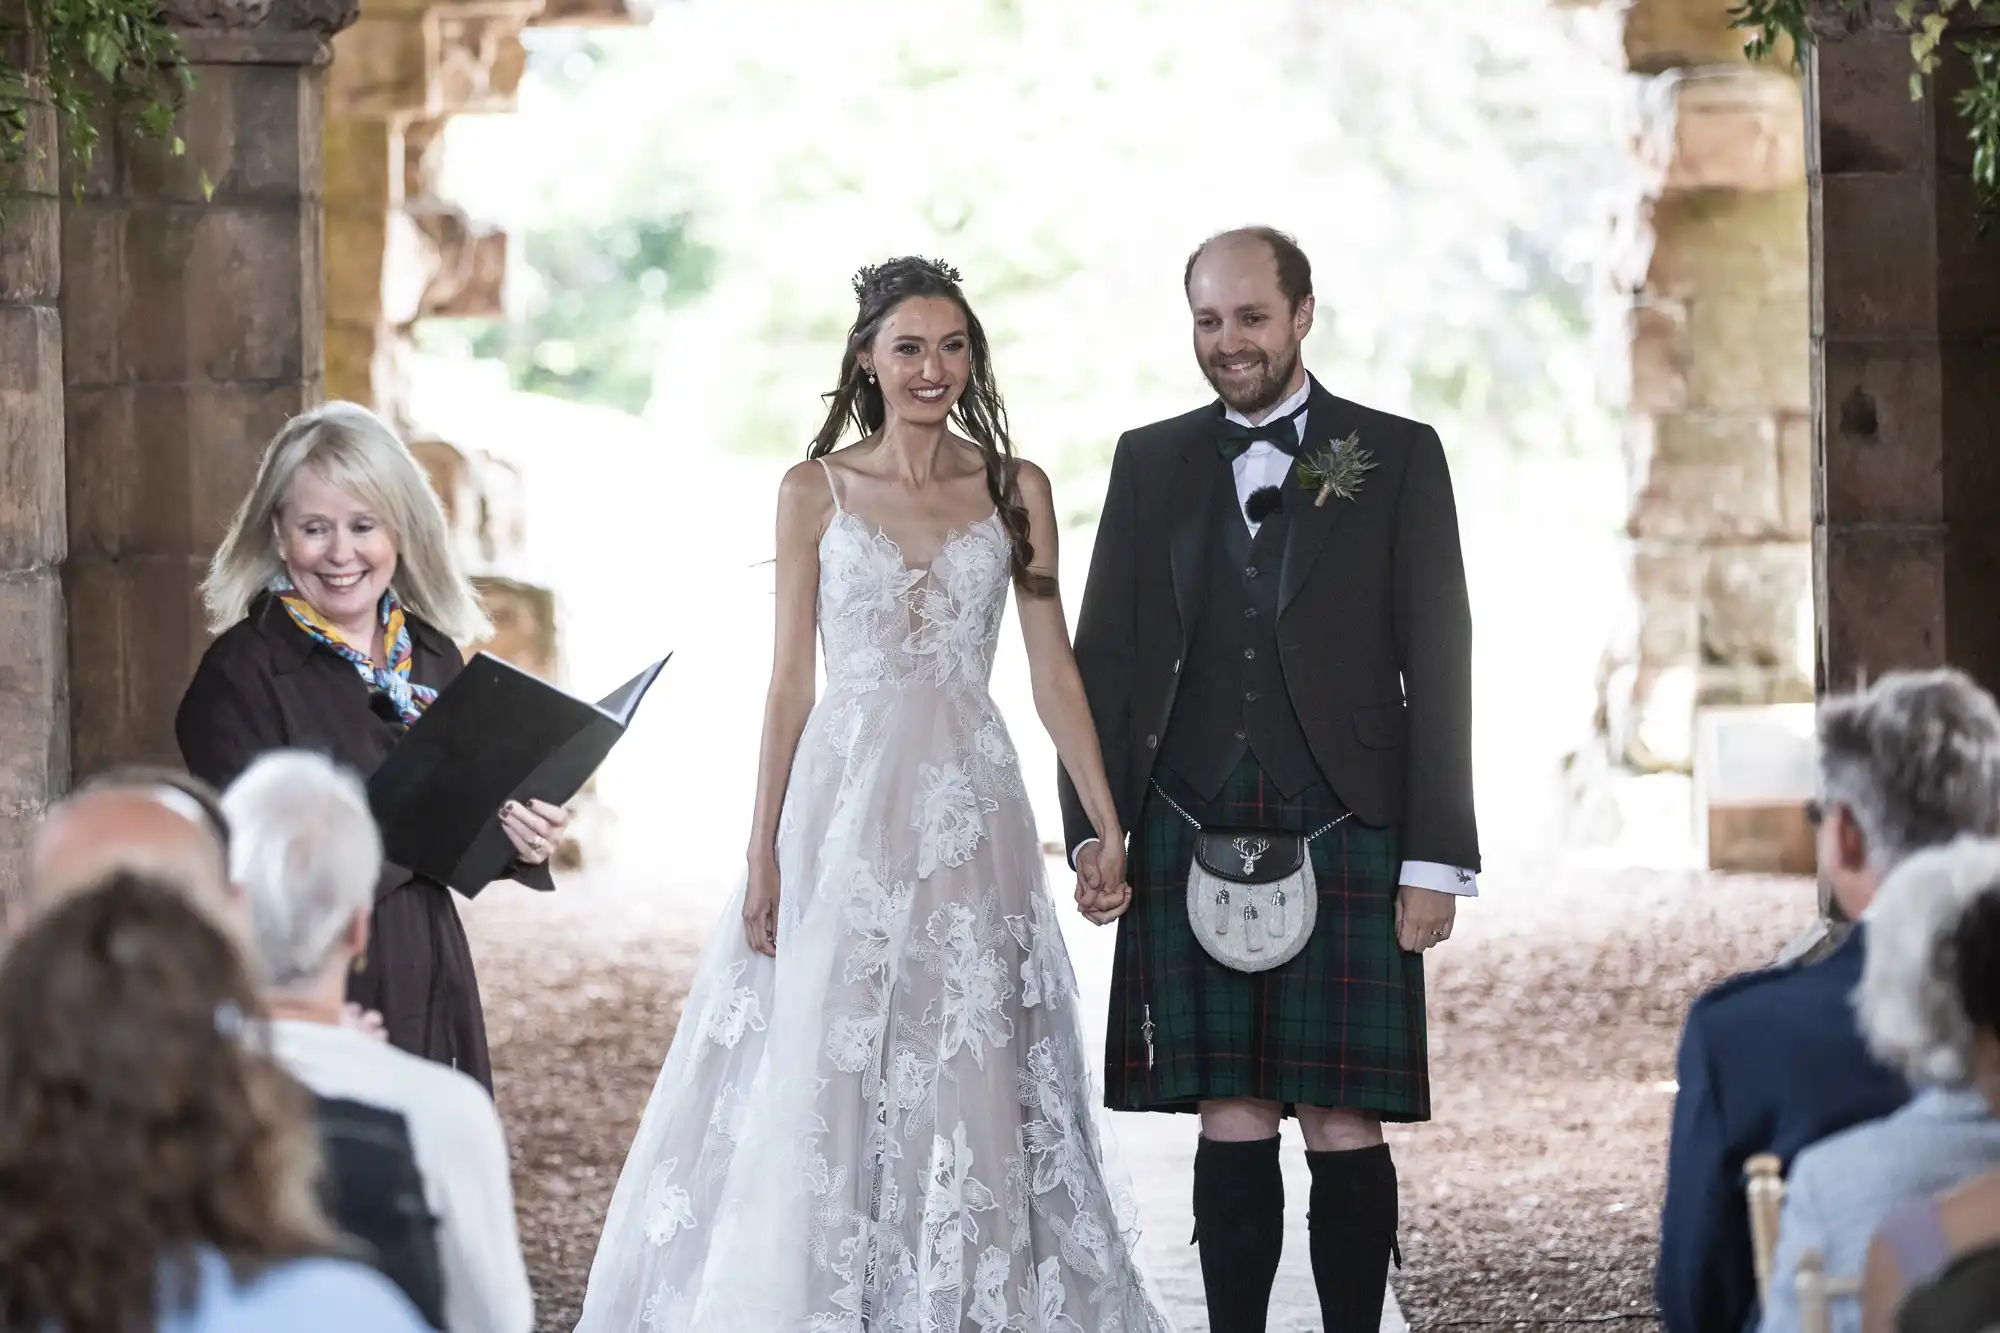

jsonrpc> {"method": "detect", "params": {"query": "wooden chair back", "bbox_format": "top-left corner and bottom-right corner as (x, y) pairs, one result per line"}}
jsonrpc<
(1747, 1152), (1787, 1305)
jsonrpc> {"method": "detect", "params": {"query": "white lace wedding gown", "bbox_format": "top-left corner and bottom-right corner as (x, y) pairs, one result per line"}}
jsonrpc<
(572, 462), (1173, 1333)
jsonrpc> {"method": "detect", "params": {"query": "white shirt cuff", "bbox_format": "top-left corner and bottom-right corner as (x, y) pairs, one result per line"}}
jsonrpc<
(1399, 859), (1478, 897)
(1069, 838), (1100, 869)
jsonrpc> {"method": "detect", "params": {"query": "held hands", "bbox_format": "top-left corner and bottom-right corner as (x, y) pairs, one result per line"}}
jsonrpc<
(744, 855), (780, 957)
(1395, 884), (1456, 953)
(1073, 837), (1132, 925)
(500, 799), (570, 866)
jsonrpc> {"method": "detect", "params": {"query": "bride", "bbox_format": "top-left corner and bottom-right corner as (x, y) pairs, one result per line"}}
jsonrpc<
(572, 257), (1173, 1332)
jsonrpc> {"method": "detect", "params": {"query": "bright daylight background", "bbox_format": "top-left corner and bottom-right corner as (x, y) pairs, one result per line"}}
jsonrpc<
(408, 0), (1652, 912)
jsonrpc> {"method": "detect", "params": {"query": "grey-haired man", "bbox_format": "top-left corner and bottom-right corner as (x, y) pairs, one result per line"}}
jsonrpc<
(1657, 667), (2000, 1333)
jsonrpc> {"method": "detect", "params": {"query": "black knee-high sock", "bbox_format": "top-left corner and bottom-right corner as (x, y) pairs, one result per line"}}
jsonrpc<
(1306, 1143), (1399, 1333)
(1193, 1135), (1284, 1333)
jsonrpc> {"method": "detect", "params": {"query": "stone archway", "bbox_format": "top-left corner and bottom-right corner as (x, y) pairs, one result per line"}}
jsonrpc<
(2, 0), (1999, 905)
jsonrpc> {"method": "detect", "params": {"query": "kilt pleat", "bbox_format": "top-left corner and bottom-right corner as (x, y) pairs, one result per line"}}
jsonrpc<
(1102, 756), (1430, 1121)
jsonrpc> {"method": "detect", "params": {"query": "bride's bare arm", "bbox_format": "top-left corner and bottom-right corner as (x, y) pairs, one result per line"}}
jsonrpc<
(1012, 461), (1125, 876)
(743, 462), (833, 952)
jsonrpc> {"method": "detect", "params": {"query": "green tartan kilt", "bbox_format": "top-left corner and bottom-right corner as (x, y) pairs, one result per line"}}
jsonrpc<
(1102, 755), (1430, 1122)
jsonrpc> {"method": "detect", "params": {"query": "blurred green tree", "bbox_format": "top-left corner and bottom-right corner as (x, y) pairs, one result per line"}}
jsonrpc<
(431, 1), (1631, 508)
(418, 32), (717, 414)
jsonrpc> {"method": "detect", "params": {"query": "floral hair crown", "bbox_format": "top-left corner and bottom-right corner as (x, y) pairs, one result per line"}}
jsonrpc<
(850, 256), (964, 302)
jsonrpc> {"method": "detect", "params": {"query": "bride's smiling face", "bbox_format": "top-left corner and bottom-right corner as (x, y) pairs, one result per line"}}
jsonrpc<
(860, 296), (970, 428)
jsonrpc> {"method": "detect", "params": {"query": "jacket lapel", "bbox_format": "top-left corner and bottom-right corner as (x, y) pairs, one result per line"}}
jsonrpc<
(1278, 382), (1357, 616)
(1168, 412), (1222, 648)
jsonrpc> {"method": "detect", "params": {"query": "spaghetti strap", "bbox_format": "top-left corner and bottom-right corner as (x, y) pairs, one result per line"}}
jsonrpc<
(815, 457), (843, 513)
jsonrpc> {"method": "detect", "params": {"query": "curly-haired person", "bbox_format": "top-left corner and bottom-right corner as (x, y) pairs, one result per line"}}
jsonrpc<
(0, 872), (432, 1333)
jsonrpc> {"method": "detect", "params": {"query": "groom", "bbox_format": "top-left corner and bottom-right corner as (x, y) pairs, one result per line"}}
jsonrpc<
(1057, 226), (1479, 1332)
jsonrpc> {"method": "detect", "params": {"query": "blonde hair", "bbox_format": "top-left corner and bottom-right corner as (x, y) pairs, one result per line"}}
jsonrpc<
(201, 401), (490, 643)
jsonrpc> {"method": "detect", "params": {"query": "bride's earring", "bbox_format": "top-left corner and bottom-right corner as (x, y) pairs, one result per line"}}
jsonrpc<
(862, 366), (876, 385)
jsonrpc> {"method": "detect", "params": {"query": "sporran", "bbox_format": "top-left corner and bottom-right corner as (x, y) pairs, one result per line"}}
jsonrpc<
(1151, 781), (1350, 973)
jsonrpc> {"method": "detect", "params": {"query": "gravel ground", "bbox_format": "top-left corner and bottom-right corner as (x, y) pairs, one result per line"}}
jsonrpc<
(465, 861), (1815, 1332)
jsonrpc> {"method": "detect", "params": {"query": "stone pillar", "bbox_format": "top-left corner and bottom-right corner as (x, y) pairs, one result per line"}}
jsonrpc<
(0, 0), (70, 900)
(1809, 7), (2000, 695)
(1600, 0), (1814, 784)
(61, 0), (358, 776)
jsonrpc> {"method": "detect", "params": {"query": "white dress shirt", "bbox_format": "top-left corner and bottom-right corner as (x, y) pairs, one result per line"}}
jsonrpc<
(1227, 375), (1314, 537)
(271, 1020), (535, 1333)
(1076, 375), (1479, 897)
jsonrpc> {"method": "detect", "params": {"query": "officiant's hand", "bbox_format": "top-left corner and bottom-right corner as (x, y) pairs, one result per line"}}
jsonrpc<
(501, 799), (569, 865)
(340, 1003), (388, 1042)
(744, 856), (780, 957)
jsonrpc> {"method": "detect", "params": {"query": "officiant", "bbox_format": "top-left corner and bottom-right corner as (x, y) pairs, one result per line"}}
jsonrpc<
(175, 401), (568, 1093)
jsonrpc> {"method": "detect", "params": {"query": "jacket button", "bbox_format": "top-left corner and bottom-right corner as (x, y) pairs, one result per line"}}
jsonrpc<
(1147, 734), (1159, 749)
(1243, 647), (1256, 660)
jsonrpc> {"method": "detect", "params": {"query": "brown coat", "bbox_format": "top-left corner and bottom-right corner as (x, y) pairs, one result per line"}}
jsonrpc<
(176, 592), (552, 1093)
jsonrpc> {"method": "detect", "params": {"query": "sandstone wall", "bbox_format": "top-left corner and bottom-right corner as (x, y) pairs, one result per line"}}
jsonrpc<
(0, 0), (70, 903)
(1600, 0), (1814, 779)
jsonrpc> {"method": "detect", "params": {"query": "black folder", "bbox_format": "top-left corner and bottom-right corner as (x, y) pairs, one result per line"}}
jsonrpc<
(366, 652), (668, 895)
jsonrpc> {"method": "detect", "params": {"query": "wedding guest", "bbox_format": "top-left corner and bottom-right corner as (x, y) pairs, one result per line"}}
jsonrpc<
(0, 871), (430, 1332)
(18, 769), (240, 936)
(1861, 866), (2000, 1333)
(1659, 668), (2000, 1333)
(1874, 1244), (2000, 1333)
(1761, 837), (2000, 1333)
(225, 749), (532, 1333)
(176, 400), (569, 1091)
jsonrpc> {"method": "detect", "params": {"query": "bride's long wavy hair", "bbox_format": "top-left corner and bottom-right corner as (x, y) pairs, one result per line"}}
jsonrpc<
(808, 257), (1054, 598)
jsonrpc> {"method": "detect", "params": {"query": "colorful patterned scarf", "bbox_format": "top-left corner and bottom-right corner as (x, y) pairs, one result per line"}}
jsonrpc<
(271, 575), (438, 725)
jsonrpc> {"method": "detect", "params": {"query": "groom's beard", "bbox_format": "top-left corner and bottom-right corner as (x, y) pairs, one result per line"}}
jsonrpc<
(1203, 342), (1301, 418)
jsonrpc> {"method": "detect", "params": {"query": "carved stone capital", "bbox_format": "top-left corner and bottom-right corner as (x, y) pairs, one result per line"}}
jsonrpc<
(528, 0), (646, 29)
(163, 0), (359, 62)
(406, 199), (509, 319)
(163, 0), (358, 32)
(424, 0), (542, 115)
(328, 0), (538, 119)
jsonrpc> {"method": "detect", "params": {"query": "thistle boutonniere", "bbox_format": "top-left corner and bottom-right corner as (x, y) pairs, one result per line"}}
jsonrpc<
(1298, 431), (1376, 507)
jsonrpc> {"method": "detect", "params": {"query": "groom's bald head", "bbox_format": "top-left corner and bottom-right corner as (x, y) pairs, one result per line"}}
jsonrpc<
(1184, 227), (1314, 315)
(1185, 227), (1316, 418)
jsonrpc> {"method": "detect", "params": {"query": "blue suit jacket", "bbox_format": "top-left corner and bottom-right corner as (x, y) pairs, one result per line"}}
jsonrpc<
(1655, 927), (1911, 1333)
